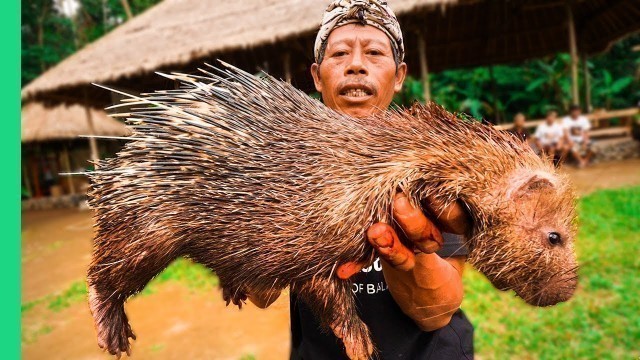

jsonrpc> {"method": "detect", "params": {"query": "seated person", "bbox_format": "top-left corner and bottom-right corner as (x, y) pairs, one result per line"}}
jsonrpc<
(507, 112), (531, 143)
(533, 110), (567, 166)
(562, 104), (594, 168)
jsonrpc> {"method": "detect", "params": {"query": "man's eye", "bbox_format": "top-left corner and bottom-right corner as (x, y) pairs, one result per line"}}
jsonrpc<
(333, 51), (348, 57)
(367, 50), (382, 56)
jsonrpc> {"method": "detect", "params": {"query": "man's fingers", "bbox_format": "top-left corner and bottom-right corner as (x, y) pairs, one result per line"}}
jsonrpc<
(336, 261), (366, 280)
(393, 193), (443, 253)
(425, 196), (470, 235)
(366, 223), (415, 271)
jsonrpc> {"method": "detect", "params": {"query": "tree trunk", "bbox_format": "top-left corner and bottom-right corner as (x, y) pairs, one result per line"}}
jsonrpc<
(37, 2), (50, 72)
(120, 0), (133, 19)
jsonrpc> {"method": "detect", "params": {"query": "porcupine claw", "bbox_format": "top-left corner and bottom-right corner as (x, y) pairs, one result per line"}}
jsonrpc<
(89, 285), (136, 358)
(332, 320), (374, 360)
(221, 284), (248, 309)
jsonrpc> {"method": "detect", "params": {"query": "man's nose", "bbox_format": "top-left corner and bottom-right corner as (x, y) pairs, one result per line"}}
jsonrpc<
(344, 50), (368, 76)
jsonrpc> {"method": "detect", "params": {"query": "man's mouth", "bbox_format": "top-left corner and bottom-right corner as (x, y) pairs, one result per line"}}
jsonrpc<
(339, 84), (374, 99)
(341, 88), (372, 97)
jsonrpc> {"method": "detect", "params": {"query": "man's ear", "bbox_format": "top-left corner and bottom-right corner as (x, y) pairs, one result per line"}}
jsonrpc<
(394, 62), (408, 93)
(310, 63), (323, 92)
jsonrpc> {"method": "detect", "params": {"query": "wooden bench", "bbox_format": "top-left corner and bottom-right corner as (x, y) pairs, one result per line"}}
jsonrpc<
(589, 126), (630, 139)
(496, 107), (638, 140)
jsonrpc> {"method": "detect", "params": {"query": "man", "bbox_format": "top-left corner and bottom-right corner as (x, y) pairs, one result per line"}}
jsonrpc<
(562, 104), (594, 168)
(533, 110), (567, 166)
(507, 112), (531, 143)
(249, 1), (473, 359)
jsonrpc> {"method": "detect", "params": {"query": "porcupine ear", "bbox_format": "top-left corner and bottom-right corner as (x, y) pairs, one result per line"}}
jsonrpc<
(507, 172), (556, 199)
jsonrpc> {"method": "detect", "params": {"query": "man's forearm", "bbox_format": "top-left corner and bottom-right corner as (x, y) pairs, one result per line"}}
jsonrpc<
(382, 253), (464, 331)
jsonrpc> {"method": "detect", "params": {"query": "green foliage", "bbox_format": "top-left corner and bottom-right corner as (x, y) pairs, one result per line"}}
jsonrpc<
(21, 280), (87, 314)
(21, 0), (76, 85)
(463, 186), (640, 359)
(149, 343), (165, 352)
(141, 258), (218, 295)
(21, 324), (53, 345)
(47, 281), (87, 311)
(21, 0), (162, 86)
(591, 69), (635, 110)
(394, 34), (640, 123)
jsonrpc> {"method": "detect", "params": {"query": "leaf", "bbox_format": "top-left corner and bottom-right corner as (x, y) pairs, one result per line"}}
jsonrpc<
(609, 77), (634, 93)
(526, 78), (547, 92)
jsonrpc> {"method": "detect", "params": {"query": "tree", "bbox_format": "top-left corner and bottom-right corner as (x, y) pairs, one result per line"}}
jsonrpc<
(21, 0), (161, 87)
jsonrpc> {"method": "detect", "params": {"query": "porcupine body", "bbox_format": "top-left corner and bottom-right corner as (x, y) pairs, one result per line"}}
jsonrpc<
(87, 63), (577, 358)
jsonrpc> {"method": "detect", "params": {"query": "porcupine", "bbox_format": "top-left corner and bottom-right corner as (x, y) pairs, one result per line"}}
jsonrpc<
(87, 62), (578, 358)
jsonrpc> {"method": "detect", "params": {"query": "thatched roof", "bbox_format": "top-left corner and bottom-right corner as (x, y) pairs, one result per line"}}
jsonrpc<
(21, 0), (640, 106)
(21, 102), (131, 143)
(400, 0), (640, 72)
(21, 0), (453, 103)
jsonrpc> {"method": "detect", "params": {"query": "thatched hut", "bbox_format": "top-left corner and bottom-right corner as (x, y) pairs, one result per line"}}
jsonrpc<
(21, 103), (131, 199)
(21, 0), (640, 109)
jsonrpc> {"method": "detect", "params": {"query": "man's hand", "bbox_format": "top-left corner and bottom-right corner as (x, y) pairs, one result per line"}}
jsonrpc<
(337, 192), (470, 332)
(337, 192), (469, 279)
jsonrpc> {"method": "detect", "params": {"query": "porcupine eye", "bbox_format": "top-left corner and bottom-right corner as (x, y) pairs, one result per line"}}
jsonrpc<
(548, 232), (562, 246)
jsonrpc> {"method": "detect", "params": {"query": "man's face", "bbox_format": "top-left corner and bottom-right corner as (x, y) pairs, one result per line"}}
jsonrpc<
(546, 111), (557, 123)
(311, 24), (407, 118)
(514, 114), (526, 127)
(570, 109), (581, 119)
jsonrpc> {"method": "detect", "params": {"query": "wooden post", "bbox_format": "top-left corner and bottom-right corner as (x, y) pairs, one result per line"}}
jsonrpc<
(283, 51), (292, 84)
(61, 144), (75, 194)
(417, 31), (431, 103)
(21, 157), (33, 199)
(30, 153), (42, 198)
(120, 0), (133, 20)
(582, 54), (592, 112)
(83, 91), (100, 165)
(566, 2), (580, 106)
(84, 105), (100, 164)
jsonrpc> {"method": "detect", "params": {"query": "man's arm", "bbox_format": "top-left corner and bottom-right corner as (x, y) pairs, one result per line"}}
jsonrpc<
(382, 253), (464, 331)
(364, 194), (467, 331)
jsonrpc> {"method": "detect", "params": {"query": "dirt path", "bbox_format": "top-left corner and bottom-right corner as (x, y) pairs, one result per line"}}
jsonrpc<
(22, 209), (94, 302)
(21, 158), (640, 359)
(22, 284), (290, 360)
(560, 158), (640, 195)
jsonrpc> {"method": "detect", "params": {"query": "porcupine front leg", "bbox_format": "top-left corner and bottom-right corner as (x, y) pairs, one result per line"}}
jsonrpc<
(220, 279), (248, 308)
(87, 222), (182, 358)
(294, 277), (374, 360)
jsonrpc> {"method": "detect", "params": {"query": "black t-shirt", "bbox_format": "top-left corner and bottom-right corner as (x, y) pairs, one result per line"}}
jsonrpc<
(290, 233), (474, 360)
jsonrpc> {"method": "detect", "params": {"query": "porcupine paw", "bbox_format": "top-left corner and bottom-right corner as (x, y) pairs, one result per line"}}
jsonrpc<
(97, 319), (136, 359)
(90, 294), (136, 358)
(222, 285), (248, 309)
(332, 319), (374, 360)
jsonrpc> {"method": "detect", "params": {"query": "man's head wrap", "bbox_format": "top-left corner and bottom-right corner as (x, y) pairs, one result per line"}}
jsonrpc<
(314, 0), (405, 65)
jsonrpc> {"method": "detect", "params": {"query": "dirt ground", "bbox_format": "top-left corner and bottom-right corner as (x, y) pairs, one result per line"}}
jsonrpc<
(21, 158), (640, 360)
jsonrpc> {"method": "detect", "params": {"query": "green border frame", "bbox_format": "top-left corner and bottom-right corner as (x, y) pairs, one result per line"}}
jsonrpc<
(2, 0), (20, 359)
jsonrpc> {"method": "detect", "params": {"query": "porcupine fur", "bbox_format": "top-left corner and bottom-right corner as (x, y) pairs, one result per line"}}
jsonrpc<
(87, 62), (578, 358)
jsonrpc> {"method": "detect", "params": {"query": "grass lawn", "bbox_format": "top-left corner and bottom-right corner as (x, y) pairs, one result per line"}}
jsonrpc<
(462, 186), (640, 359)
(22, 187), (640, 358)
